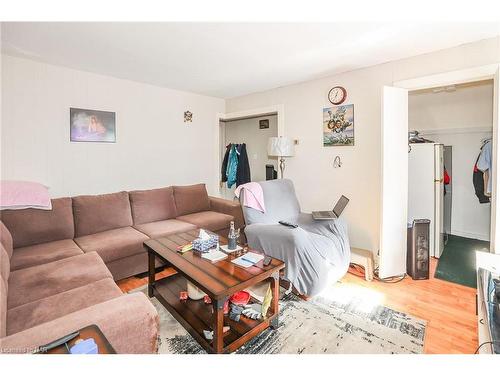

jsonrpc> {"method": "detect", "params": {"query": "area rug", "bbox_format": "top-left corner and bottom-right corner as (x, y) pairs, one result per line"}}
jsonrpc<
(130, 282), (426, 354)
(435, 234), (489, 288)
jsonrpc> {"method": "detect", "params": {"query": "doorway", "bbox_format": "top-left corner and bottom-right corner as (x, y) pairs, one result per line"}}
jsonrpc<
(219, 114), (279, 199)
(379, 64), (500, 279)
(214, 105), (285, 199)
(407, 80), (493, 287)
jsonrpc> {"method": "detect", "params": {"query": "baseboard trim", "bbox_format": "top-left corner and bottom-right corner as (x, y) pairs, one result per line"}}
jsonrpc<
(449, 230), (490, 242)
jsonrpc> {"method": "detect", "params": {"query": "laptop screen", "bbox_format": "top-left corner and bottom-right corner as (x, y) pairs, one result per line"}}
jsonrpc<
(333, 195), (349, 217)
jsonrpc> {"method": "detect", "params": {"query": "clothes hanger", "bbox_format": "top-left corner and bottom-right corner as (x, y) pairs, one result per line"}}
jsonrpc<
(481, 137), (492, 145)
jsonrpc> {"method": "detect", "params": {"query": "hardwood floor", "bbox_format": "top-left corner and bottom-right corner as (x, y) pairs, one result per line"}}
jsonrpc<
(116, 258), (478, 354)
(343, 258), (478, 354)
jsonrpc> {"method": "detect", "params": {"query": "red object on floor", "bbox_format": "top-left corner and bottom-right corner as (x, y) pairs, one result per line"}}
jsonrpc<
(179, 291), (188, 301)
(202, 295), (228, 313)
(229, 291), (251, 305)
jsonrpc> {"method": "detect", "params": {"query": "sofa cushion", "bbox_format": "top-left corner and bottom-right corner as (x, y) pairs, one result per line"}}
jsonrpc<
(106, 252), (164, 282)
(0, 198), (74, 248)
(7, 278), (122, 335)
(75, 227), (149, 264)
(0, 244), (9, 283)
(134, 219), (197, 238)
(177, 211), (234, 232)
(10, 239), (84, 271)
(7, 252), (112, 309)
(0, 221), (13, 259)
(0, 277), (6, 338)
(129, 187), (177, 225)
(73, 191), (133, 237)
(173, 184), (210, 216)
(0, 293), (159, 354)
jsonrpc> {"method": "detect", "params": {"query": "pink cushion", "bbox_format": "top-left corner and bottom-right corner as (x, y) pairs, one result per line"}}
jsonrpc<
(0, 181), (51, 210)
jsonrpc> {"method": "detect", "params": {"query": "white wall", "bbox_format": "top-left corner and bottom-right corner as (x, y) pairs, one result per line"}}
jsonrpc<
(2, 37), (500, 255)
(409, 83), (494, 241)
(434, 131), (492, 241)
(409, 82), (493, 131)
(1, 55), (225, 197)
(226, 37), (500, 252)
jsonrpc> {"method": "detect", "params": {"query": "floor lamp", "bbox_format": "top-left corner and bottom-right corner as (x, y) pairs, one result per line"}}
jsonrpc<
(267, 137), (295, 179)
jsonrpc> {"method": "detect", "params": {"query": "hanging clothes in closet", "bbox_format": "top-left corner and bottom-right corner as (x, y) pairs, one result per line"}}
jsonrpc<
(221, 143), (251, 188)
(226, 144), (239, 188)
(236, 143), (251, 187)
(473, 139), (492, 204)
(221, 144), (231, 183)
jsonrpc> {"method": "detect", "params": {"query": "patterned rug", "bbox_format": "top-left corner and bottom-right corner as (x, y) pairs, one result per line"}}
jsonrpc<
(131, 281), (426, 354)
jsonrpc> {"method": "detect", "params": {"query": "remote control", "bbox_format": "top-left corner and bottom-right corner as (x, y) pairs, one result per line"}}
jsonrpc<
(263, 256), (272, 266)
(34, 330), (80, 353)
(278, 221), (298, 228)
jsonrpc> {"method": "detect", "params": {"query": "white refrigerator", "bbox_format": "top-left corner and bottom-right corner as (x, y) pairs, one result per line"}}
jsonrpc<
(408, 143), (444, 258)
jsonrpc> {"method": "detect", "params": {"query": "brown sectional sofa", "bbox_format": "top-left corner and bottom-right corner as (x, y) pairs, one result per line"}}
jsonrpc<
(0, 183), (244, 353)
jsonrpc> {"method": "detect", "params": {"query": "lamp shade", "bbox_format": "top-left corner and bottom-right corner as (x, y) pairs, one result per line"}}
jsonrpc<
(267, 137), (295, 157)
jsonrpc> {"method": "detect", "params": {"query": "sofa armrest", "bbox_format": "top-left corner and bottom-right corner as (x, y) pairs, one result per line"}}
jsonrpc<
(209, 196), (245, 230)
(0, 293), (159, 354)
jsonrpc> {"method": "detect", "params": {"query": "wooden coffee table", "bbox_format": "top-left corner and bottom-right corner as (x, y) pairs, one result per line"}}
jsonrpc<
(144, 229), (285, 354)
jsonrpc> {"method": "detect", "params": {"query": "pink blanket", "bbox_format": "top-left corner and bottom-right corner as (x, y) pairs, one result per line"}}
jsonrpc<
(0, 180), (52, 210)
(234, 182), (265, 213)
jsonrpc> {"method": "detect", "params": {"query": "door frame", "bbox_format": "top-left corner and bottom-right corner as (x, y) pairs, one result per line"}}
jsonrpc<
(213, 104), (285, 197)
(391, 63), (500, 255)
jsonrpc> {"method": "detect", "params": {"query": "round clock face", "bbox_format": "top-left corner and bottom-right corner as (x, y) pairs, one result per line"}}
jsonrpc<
(328, 86), (347, 105)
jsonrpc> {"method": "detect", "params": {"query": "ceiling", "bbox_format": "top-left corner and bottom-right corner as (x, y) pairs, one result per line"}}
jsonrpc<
(409, 79), (494, 95)
(2, 22), (500, 98)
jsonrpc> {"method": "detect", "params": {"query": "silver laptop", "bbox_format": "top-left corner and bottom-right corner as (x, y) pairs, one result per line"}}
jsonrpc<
(312, 195), (349, 220)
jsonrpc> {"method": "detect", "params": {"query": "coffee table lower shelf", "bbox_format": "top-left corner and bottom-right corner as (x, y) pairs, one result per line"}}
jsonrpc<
(152, 273), (278, 354)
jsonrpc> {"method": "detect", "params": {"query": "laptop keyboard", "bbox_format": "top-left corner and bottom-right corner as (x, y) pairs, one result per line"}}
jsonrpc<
(318, 212), (333, 218)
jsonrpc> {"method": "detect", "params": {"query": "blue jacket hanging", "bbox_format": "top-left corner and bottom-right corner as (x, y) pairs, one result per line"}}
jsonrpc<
(226, 144), (238, 188)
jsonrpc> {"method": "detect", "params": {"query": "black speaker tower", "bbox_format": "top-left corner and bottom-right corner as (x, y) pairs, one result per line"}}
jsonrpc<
(407, 219), (430, 280)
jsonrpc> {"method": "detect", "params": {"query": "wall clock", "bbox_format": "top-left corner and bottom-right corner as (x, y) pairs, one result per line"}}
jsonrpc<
(328, 86), (347, 105)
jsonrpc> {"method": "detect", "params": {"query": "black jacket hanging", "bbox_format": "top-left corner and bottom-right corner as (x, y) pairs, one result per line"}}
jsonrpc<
(473, 153), (490, 204)
(236, 143), (251, 187)
(221, 144), (231, 183)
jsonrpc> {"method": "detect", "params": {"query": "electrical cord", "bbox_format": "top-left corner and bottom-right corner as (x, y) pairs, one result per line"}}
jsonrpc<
(348, 264), (406, 283)
(474, 341), (499, 354)
(373, 266), (406, 283)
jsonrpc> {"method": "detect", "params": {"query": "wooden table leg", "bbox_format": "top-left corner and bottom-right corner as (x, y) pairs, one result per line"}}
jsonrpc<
(212, 298), (226, 354)
(148, 250), (155, 298)
(270, 272), (280, 329)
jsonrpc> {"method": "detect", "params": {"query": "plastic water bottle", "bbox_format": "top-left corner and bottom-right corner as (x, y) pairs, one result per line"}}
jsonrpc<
(228, 221), (237, 250)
